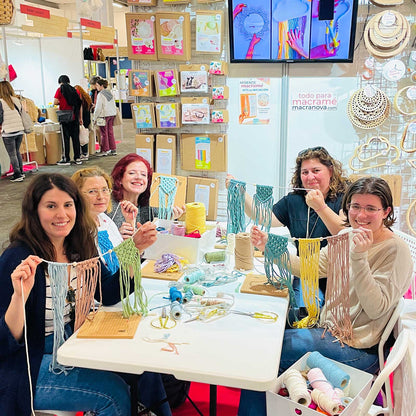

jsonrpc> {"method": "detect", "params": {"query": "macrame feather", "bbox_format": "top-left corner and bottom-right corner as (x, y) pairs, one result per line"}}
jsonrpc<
(252, 184), (274, 232)
(227, 179), (246, 234)
(158, 176), (178, 220)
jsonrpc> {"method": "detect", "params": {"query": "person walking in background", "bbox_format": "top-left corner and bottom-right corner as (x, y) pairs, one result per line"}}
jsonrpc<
(0, 81), (25, 182)
(89, 76), (101, 154)
(54, 75), (82, 166)
(93, 78), (117, 157)
(75, 84), (92, 161)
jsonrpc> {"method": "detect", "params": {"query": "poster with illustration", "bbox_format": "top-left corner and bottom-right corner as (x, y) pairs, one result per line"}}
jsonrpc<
(126, 13), (157, 61)
(155, 69), (179, 97)
(129, 70), (152, 97)
(230, 0), (356, 62)
(239, 78), (271, 125)
(180, 71), (208, 93)
(131, 103), (155, 128)
(182, 103), (210, 124)
(156, 103), (179, 128)
(195, 11), (223, 54)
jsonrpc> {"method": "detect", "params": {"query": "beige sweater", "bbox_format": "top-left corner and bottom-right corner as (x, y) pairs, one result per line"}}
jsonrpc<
(0, 97), (24, 135)
(291, 231), (413, 348)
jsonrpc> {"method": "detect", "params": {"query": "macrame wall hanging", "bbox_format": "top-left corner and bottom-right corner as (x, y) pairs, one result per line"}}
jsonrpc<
(252, 184), (274, 232)
(156, 175), (178, 220)
(227, 179), (246, 234)
(264, 233), (297, 308)
(97, 230), (120, 274)
(322, 233), (353, 345)
(114, 238), (148, 318)
(293, 238), (321, 329)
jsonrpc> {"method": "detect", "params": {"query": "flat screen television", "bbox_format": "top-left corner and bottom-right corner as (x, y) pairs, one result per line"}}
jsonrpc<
(229, 0), (359, 63)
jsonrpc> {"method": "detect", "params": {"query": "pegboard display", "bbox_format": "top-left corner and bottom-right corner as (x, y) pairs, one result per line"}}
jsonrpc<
(126, 0), (229, 203)
(347, 0), (416, 234)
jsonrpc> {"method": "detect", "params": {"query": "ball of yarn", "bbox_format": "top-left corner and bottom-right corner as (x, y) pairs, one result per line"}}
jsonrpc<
(185, 202), (206, 234)
(282, 369), (311, 407)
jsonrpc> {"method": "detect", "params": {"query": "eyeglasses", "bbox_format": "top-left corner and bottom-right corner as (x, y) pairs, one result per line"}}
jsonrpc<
(83, 188), (112, 196)
(298, 146), (328, 157)
(347, 203), (383, 214)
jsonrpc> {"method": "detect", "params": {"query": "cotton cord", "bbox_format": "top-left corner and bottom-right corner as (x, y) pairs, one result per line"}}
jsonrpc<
(97, 230), (119, 274)
(282, 368), (311, 406)
(171, 222), (186, 236)
(185, 202), (206, 234)
(170, 300), (183, 319)
(293, 238), (320, 328)
(252, 184), (274, 232)
(306, 351), (350, 389)
(183, 268), (205, 284)
(227, 179), (246, 234)
(310, 388), (341, 415)
(204, 251), (226, 263)
(234, 232), (254, 270)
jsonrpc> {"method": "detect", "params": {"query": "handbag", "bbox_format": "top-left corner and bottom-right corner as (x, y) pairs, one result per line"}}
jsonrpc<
(113, 108), (122, 126)
(79, 125), (89, 145)
(14, 103), (33, 134)
(96, 117), (106, 127)
(56, 109), (74, 123)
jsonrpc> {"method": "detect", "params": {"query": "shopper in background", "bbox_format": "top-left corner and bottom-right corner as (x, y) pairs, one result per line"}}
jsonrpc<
(108, 153), (184, 239)
(54, 75), (82, 166)
(239, 177), (413, 416)
(89, 75), (101, 153)
(93, 78), (117, 157)
(0, 81), (25, 182)
(74, 84), (92, 160)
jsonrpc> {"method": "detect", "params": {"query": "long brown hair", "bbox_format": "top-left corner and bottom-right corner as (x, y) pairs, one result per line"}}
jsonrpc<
(75, 85), (92, 111)
(9, 174), (97, 262)
(0, 80), (17, 110)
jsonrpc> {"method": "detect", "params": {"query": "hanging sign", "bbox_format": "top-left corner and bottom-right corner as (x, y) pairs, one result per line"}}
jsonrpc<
(80, 18), (101, 29)
(20, 4), (50, 18)
(238, 78), (271, 125)
(22, 14), (68, 37)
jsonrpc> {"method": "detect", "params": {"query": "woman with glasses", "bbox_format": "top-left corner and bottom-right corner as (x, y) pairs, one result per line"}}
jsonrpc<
(239, 177), (413, 416)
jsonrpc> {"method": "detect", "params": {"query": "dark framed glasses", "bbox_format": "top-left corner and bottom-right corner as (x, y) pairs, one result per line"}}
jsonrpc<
(298, 146), (328, 157)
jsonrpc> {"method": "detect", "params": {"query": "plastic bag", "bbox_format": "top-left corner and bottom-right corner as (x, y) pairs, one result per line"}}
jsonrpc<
(79, 125), (89, 145)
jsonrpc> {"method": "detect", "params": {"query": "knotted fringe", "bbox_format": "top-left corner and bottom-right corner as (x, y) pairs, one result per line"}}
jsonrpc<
(252, 184), (274, 232)
(323, 233), (353, 345)
(227, 179), (246, 234)
(158, 176), (178, 220)
(264, 233), (297, 308)
(114, 238), (148, 317)
(293, 238), (321, 329)
(97, 230), (119, 274)
(75, 258), (101, 331)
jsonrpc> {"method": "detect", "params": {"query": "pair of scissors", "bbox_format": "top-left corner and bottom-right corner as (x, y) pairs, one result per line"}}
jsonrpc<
(231, 310), (278, 322)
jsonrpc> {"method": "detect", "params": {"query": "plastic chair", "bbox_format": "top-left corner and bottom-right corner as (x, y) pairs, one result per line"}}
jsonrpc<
(393, 229), (416, 299)
(358, 330), (410, 416)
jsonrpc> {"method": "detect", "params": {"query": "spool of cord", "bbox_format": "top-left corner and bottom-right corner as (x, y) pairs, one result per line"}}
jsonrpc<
(310, 388), (340, 415)
(185, 202), (206, 234)
(226, 233), (236, 253)
(234, 232), (254, 270)
(183, 289), (193, 303)
(306, 351), (350, 389)
(172, 223), (186, 236)
(204, 251), (226, 263)
(282, 368), (311, 407)
(190, 285), (206, 296)
(169, 286), (183, 303)
(170, 301), (183, 319)
(183, 268), (205, 284)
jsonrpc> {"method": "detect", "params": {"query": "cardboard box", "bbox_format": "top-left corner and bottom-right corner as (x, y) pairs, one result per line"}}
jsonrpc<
(125, 13), (157, 61)
(150, 173), (187, 209)
(129, 70), (153, 97)
(89, 129), (98, 155)
(209, 61), (228, 75)
(266, 352), (373, 416)
(30, 133), (46, 165)
(181, 134), (227, 172)
(155, 134), (176, 175)
(211, 109), (229, 123)
(131, 103), (156, 129)
(195, 10), (223, 54)
(143, 219), (217, 264)
(186, 176), (218, 221)
(45, 132), (63, 165)
(135, 134), (154, 168)
(155, 12), (191, 61)
(46, 107), (59, 122)
(155, 102), (181, 128)
(180, 68), (208, 94)
(181, 97), (210, 124)
(154, 69), (179, 97)
(212, 85), (229, 100)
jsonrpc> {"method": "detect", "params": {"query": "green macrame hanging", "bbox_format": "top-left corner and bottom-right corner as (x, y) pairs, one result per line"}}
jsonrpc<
(252, 184), (274, 232)
(114, 238), (148, 317)
(227, 179), (246, 234)
(264, 233), (297, 309)
(158, 176), (178, 220)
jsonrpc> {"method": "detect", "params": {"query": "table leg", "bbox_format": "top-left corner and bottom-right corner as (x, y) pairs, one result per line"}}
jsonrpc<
(209, 384), (217, 416)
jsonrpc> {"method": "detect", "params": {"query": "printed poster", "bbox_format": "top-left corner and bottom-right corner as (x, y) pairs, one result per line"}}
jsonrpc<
(239, 78), (271, 125)
(129, 17), (156, 57)
(195, 137), (211, 169)
(196, 13), (222, 53)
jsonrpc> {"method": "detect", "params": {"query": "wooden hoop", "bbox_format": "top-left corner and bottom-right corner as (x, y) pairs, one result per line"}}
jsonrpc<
(400, 119), (416, 153)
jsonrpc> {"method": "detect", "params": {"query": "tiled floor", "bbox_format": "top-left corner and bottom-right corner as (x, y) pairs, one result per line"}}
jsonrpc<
(0, 120), (136, 248)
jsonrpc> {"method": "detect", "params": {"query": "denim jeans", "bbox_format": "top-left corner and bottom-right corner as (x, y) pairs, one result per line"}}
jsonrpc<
(2, 134), (24, 177)
(238, 328), (379, 416)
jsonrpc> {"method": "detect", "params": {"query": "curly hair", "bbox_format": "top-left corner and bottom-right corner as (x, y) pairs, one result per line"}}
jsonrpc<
(9, 174), (97, 262)
(72, 166), (113, 212)
(75, 85), (92, 111)
(291, 147), (348, 200)
(111, 153), (152, 207)
(342, 176), (395, 228)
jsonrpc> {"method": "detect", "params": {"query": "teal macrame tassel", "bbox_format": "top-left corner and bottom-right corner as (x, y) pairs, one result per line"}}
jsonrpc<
(47, 262), (72, 375)
(252, 184), (274, 232)
(158, 176), (178, 220)
(114, 238), (148, 317)
(227, 179), (246, 234)
(97, 230), (119, 274)
(264, 233), (297, 309)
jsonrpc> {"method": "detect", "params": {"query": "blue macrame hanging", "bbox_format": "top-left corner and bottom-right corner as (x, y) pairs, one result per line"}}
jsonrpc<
(227, 179), (246, 234)
(252, 184), (274, 232)
(97, 230), (119, 274)
(158, 176), (178, 220)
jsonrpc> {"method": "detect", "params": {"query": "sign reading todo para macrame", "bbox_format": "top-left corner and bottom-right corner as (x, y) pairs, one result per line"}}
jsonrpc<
(291, 91), (338, 111)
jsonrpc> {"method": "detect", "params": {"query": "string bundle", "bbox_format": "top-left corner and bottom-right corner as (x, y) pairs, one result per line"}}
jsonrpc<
(323, 233), (353, 345)
(157, 175), (178, 220)
(252, 184), (274, 232)
(293, 238), (321, 328)
(234, 232), (253, 270)
(114, 238), (148, 317)
(97, 230), (119, 274)
(185, 202), (206, 234)
(282, 368), (311, 407)
(264, 233), (297, 308)
(227, 179), (246, 234)
(154, 253), (186, 273)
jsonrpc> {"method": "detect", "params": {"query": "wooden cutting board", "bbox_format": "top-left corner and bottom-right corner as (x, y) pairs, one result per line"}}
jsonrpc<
(141, 260), (184, 281)
(240, 274), (288, 297)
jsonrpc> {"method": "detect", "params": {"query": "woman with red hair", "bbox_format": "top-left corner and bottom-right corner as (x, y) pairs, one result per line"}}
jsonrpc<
(108, 153), (184, 239)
